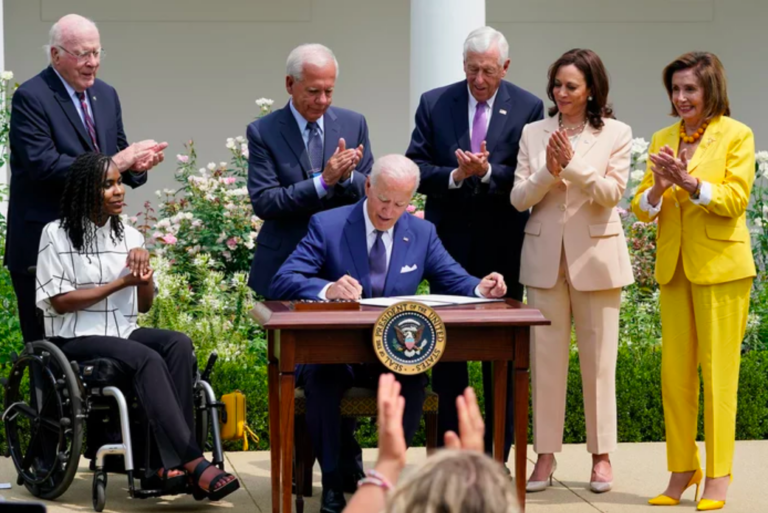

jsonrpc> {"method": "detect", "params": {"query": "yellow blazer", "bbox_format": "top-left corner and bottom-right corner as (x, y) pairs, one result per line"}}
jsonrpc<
(511, 117), (634, 291)
(630, 115), (756, 286)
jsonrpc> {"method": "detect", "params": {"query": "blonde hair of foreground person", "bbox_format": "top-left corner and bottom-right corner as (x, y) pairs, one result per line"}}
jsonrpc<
(384, 449), (519, 513)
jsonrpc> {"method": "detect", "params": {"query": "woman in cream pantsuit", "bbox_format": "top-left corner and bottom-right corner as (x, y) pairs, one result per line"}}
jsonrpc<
(510, 49), (634, 494)
(632, 52), (755, 511)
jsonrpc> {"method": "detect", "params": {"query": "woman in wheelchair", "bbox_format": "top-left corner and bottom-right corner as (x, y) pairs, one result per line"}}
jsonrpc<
(34, 152), (240, 501)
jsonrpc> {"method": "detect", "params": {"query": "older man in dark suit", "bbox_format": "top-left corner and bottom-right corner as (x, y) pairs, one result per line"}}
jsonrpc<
(406, 26), (544, 463)
(246, 43), (374, 298)
(5, 14), (166, 342)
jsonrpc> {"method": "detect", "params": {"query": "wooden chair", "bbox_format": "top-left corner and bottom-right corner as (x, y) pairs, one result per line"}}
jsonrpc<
(293, 387), (439, 513)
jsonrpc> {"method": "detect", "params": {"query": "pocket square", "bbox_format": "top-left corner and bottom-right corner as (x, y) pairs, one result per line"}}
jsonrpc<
(400, 264), (418, 274)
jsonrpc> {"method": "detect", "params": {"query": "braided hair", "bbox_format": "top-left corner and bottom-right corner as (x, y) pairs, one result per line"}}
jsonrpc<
(60, 152), (124, 255)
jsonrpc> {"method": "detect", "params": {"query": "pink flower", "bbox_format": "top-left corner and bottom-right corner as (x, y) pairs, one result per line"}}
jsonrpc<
(616, 207), (628, 218)
(152, 231), (164, 240)
(406, 205), (416, 213)
(226, 237), (238, 250)
(414, 210), (425, 219)
(221, 176), (236, 185)
(176, 154), (189, 164)
(160, 233), (178, 245)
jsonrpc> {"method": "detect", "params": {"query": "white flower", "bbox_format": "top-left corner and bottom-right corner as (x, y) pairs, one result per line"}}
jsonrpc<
(630, 170), (646, 182)
(225, 138), (236, 149)
(155, 190), (162, 198)
(1, 71), (13, 81)
(631, 138), (649, 154)
(241, 144), (249, 159)
(199, 167), (208, 176)
(191, 219), (203, 228)
(184, 212), (194, 220)
(235, 136), (245, 144)
(755, 151), (768, 164)
(244, 239), (255, 250)
(255, 98), (274, 108)
(163, 188), (175, 195)
(207, 162), (216, 171)
(156, 219), (171, 230)
(220, 161), (227, 168)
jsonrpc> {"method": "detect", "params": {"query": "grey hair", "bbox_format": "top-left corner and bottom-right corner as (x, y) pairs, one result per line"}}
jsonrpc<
(44, 14), (98, 63)
(370, 154), (421, 195)
(286, 44), (339, 81)
(463, 26), (509, 66)
(384, 450), (519, 513)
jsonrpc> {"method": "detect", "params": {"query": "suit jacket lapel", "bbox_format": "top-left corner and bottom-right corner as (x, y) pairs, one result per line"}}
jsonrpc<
(687, 116), (723, 174)
(451, 85), (471, 151)
(343, 201), (372, 297)
(87, 86), (107, 151)
(45, 67), (92, 150)
(484, 83), (511, 155)
(278, 102), (312, 177)
(575, 123), (599, 158)
(323, 107), (341, 165)
(383, 215), (413, 297)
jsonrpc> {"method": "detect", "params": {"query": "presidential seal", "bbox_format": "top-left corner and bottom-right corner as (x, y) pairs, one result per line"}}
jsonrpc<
(373, 302), (446, 375)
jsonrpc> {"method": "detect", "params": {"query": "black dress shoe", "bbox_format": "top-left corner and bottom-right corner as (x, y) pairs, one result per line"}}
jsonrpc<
(342, 470), (365, 494)
(320, 488), (347, 513)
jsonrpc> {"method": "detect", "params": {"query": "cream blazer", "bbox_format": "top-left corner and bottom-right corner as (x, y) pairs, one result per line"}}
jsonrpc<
(511, 117), (634, 291)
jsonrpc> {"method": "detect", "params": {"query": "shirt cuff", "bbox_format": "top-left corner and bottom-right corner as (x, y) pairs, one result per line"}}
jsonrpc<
(474, 285), (485, 298)
(639, 189), (662, 218)
(314, 175), (329, 198)
(479, 164), (492, 183)
(318, 282), (333, 300)
(449, 169), (463, 189)
(689, 181), (712, 206)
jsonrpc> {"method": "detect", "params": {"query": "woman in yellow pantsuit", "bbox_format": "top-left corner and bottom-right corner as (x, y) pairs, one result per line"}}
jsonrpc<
(631, 52), (756, 511)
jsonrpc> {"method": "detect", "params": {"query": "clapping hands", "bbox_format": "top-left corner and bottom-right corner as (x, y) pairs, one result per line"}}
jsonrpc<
(323, 138), (364, 186)
(454, 141), (490, 182)
(546, 130), (573, 177)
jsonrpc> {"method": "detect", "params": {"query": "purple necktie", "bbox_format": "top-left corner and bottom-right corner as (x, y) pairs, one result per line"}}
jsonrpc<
(471, 101), (488, 154)
(369, 230), (386, 297)
(76, 92), (100, 152)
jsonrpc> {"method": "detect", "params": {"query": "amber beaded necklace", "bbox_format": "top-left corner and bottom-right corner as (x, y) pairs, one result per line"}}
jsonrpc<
(679, 120), (708, 144)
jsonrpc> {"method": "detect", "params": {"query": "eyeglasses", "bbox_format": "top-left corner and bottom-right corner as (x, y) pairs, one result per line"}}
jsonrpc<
(56, 45), (105, 64)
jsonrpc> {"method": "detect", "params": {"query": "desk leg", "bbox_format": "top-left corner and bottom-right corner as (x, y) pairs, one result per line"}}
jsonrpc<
(280, 372), (296, 513)
(514, 328), (531, 512)
(268, 331), (280, 513)
(492, 360), (509, 463)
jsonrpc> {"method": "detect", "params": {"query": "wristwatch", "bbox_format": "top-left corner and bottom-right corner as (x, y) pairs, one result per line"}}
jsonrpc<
(690, 177), (702, 200)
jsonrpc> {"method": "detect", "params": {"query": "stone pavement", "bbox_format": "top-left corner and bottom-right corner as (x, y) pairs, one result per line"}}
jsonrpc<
(1, 442), (765, 512)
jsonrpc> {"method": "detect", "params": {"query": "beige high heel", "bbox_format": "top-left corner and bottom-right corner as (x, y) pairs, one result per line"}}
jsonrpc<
(527, 459), (557, 492)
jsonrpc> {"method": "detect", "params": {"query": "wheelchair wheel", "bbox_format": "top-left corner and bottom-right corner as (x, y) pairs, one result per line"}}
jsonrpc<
(92, 470), (107, 512)
(3, 340), (84, 500)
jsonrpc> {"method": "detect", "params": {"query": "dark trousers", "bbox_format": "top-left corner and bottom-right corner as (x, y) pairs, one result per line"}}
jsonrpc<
(10, 270), (45, 342)
(55, 328), (201, 471)
(296, 363), (427, 490)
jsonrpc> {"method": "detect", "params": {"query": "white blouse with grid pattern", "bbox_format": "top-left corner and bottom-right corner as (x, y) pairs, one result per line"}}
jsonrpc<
(36, 220), (145, 339)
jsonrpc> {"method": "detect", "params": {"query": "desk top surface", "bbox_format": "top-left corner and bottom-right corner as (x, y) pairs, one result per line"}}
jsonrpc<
(252, 299), (550, 330)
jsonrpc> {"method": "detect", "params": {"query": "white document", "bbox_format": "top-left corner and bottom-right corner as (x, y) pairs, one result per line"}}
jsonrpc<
(359, 294), (503, 307)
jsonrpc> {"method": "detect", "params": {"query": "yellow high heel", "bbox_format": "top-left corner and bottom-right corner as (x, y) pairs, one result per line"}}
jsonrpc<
(648, 468), (703, 506)
(696, 474), (733, 511)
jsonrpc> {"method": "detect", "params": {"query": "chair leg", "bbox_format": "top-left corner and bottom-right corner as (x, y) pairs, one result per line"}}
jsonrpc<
(294, 414), (305, 513)
(425, 413), (438, 456)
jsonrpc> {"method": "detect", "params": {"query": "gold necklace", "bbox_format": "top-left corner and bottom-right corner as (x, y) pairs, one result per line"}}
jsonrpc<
(559, 114), (586, 133)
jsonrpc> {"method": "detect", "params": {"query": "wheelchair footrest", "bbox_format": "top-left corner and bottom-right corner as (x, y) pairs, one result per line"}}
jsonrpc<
(132, 484), (192, 499)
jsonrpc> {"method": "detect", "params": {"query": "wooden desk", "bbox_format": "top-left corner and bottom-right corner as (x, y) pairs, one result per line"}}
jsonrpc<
(252, 299), (549, 512)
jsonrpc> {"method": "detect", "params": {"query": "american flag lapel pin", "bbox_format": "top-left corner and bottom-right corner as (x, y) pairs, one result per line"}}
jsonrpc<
(92, 96), (97, 101)
(499, 109), (507, 115)
(403, 237), (409, 242)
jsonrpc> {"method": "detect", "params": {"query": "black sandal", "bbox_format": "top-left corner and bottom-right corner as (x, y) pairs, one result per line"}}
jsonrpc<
(141, 468), (187, 494)
(191, 459), (240, 502)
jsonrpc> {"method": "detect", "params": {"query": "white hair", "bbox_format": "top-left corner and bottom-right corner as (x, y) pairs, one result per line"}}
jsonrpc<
(44, 14), (98, 63)
(286, 44), (339, 81)
(370, 154), (421, 195)
(463, 26), (509, 66)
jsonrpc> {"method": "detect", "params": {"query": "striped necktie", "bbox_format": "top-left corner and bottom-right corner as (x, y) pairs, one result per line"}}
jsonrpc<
(76, 91), (100, 152)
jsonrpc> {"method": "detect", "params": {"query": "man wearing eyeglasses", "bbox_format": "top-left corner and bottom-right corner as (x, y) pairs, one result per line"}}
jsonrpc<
(5, 14), (168, 343)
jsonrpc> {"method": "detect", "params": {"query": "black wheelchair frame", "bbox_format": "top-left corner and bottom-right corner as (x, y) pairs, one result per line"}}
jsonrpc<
(2, 338), (226, 512)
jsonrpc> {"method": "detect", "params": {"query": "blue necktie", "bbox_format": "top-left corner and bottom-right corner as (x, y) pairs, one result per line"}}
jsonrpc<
(306, 121), (323, 177)
(369, 230), (387, 298)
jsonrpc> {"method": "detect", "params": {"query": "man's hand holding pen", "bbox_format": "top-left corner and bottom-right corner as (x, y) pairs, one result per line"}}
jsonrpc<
(326, 273), (363, 300)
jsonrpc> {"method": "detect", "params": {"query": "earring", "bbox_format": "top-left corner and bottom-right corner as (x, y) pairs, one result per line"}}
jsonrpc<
(588, 96), (593, 101)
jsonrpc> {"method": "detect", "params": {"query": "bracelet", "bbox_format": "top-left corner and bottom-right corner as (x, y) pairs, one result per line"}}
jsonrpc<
(690, 177), (702, 200)
(357, 469), (393, 491)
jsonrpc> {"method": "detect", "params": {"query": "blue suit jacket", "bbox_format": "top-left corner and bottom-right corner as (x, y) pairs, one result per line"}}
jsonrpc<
(405, 80), (543, 298)
(269, 200), (480, 300)
(247, 103), (374, 297)
(5, 66), (146, 273)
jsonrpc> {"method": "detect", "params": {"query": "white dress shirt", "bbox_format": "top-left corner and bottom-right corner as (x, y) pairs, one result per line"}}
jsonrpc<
(36, 220), (146, 339)
(288, 100), (352, 198)
(449, 86), (497, 189)
(638, 182), (713, 217)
